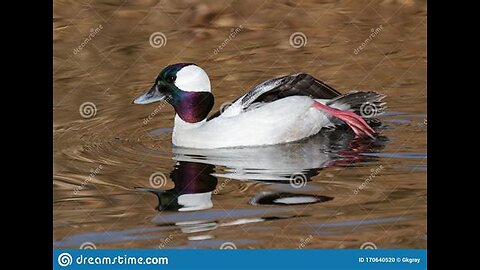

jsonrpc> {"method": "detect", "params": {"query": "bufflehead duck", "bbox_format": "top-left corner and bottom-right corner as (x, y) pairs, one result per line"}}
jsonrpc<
(133, 63), (385, 149)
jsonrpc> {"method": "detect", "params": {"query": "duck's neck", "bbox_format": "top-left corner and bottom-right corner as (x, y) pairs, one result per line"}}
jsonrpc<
(170, 91), (214, 123)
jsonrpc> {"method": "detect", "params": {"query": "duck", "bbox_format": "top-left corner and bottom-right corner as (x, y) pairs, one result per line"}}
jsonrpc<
(133, 63), (385, 149)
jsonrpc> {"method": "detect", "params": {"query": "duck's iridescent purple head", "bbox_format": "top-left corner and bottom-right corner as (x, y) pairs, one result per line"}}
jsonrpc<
(133, 63), (214, 123)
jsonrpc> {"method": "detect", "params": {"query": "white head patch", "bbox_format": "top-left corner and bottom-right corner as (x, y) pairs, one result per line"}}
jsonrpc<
(175, 65), (211, 93)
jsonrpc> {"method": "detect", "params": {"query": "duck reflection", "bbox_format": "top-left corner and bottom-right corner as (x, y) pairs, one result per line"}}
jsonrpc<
(172, 130), (385, 182)
(138, 130), (386, 212)
(138, 162), (217, 211)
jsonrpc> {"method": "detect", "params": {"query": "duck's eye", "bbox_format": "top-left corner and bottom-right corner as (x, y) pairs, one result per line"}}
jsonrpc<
(166, 75), (176, 83)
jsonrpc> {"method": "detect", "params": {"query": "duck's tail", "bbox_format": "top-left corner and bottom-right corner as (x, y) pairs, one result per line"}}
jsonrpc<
(312, 91), (386, 139)
(326, 91), (386, 118)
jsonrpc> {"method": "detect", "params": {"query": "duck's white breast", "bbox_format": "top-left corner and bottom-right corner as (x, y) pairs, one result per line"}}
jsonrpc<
(173, 96), (332, 149)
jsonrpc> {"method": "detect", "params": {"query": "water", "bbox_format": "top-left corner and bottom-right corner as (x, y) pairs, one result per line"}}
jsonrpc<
(54, 0), (426, 249)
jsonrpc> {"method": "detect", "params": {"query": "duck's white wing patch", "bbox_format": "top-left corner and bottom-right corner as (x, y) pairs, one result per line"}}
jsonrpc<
(238, 76), (290, 110)
(219, 78), (285, 118)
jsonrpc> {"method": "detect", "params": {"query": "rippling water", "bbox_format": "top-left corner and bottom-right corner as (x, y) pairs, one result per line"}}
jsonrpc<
(54, 0), (426, 249)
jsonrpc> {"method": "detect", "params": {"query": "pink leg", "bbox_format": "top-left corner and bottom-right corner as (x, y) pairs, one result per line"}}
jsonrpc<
(312, 101), (376, 139)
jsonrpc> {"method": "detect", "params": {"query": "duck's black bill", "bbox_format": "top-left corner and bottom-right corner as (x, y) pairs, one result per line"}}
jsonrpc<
(132, 84), (167, 104)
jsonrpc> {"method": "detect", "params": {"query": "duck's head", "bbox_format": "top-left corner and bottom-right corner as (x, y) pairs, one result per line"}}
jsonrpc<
(133, 63), (214, 123)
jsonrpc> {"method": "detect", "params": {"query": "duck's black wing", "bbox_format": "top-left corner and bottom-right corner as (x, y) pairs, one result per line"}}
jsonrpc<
(207, 73), (341, 121)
